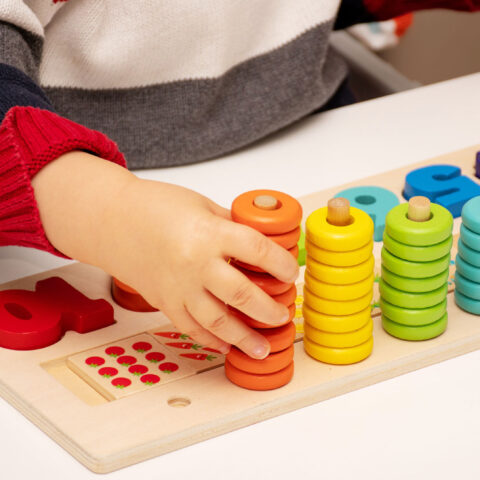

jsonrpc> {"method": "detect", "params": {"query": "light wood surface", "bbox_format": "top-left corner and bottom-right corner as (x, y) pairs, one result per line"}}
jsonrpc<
(327, 197), (351, 226)
(408, 196), (431, 222)
(0, 144), (479, 473)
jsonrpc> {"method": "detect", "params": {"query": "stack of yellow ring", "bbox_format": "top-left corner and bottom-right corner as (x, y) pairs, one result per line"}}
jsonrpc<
(303, 198), (375, 365)
(380, 197), (453, 341)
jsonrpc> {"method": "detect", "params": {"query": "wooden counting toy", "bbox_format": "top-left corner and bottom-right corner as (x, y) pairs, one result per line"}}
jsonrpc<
(227, 190), (302, 390)
(303, 198), (375, 365)
(380, 197), (453, 341)
(3, 146), (480, 473)
(455, 196), (480, 315)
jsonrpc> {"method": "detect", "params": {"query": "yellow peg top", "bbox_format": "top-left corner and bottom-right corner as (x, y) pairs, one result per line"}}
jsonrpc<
(407, 196), (431, 222)
(253, 194), (279, 211)
(327, 197), (351, 226)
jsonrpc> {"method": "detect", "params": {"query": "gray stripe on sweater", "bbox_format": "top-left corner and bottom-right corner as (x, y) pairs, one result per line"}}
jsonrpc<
(44, 21), (347, 169)
(0, 21), (43, 81)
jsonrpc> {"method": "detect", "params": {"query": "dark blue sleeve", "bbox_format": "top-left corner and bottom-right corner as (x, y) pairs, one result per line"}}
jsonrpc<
(0, 63), (54, 122)
(334, 0), (377, 30)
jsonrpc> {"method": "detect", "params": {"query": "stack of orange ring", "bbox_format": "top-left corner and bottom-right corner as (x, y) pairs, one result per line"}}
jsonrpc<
(111, 277), (158, 312)
(226, 190), (302, 390)
(303, 200), (375, 365)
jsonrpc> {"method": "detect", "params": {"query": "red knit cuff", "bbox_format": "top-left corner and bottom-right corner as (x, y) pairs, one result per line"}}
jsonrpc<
(364, 0), (480, 20)
(0, 106), (127, 258)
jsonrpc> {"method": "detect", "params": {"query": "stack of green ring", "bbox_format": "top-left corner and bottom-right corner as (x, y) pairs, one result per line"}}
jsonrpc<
(455, 197), (480, 315)
(380, 201), (453, 341)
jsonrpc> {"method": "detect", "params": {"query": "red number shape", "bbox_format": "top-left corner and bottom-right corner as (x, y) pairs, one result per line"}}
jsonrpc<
(0, 277), (115, 350)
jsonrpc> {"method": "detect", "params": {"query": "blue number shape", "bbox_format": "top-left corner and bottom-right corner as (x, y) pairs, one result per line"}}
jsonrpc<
(404, 164), (480, 218)
(335, 186), (399, 241)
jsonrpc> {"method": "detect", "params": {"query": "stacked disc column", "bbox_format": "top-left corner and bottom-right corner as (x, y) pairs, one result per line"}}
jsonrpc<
(380, 197), (453, 340)
(225, 190), (302, 390)
(303, 198), (375, 365)
(455, 197), (480, 314)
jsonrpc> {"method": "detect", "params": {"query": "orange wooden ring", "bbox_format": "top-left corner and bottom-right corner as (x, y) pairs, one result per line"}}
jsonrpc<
(111, 278), (157, 312)
(237, 267), (292, 295)
(271, 285), (297, 307)
(269, 226), (301, 249)
(231, 190), (302, 235)
(234, 244), (299, 273)
(227, 344), (294, 374)
(231, 304), (295, 329)
(262, 321), (296, 352)
(225, 359), (294, 390)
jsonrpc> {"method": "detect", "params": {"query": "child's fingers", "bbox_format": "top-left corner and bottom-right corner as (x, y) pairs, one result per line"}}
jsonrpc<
(203, 259), (289, 326)
(222, 223), (298, 283)
(165, 306), (231, 354)
(185, 291), (271, 359)
(208, 201), (231, 220)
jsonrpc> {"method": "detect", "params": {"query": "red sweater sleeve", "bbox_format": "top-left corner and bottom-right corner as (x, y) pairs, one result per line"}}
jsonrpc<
(364, 0), (480, 20)
(0, 107), (126, 257)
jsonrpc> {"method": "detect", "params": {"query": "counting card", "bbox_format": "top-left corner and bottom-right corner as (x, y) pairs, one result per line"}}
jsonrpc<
(67, 333), (196, 400)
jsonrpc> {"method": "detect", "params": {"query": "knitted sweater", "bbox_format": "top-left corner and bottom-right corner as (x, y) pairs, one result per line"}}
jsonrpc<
(0, 0), (479, 256)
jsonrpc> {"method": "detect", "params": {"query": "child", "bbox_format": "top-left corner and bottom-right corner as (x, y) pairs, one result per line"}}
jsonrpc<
(0, 0), (478, 360)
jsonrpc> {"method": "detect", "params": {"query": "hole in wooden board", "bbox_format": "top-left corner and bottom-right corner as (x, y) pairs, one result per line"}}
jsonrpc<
(4, 302), (32, 320)
(168, 396), (191, 408)
(355, 195), (376, 205)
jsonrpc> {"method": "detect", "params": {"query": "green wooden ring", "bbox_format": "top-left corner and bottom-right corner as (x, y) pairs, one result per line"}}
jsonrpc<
(385, 203), (453, 246)
(455, 290), (480, 315)
(382, 313), (447, 341)
(379, 298), (446, 326)
(383, 232), (452, 262)
(381, 248), (450, 278)
(455, 272), (480, 301)
(460, 224), (480, 252)
(381, 266), (449, 293)
(455, 254), (480, 283)
(462, 196), (480, 235)
(458, 239), (480, 268)
(379, 279), (447, 309)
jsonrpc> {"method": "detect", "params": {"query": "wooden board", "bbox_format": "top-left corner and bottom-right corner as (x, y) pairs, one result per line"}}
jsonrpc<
(0, 144), (479, 473)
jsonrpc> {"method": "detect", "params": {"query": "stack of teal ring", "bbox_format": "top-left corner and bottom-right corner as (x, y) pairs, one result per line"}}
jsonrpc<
(455, 197), (480, 314)
(380, 201), (453, 340)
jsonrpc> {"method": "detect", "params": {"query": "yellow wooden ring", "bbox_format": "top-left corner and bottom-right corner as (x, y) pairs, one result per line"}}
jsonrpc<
(306, 206), (373, 252)
(306, 239), (373, 267)
(304, 318), (373, 348)
(306, 255), (374, 285)
(304, 336), (373, 365)
(303, 286), (373, 316)
(304, 271), (374, 301)
(302, 304), (371, 333)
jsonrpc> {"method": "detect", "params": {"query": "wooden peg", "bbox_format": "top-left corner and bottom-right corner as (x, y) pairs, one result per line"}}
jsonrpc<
(254, 194), (279, 210)
(327, 198), (350, 226)
(408, 196), (431, 222)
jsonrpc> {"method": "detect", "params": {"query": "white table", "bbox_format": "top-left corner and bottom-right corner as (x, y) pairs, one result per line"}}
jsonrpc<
(2, 74), (480, 480)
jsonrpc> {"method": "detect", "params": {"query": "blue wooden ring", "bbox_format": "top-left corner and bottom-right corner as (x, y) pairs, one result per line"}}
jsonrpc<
(458, 239), (480, 267)
(455, 290), (480, 315)
(462, 196), (480, 234)
(460, 224), (480, 252)
(455, 254), (480, 283)
(455, 272), (480, 301)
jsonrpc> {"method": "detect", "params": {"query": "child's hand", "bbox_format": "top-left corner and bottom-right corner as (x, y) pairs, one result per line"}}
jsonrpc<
(33, 152), (299, 359)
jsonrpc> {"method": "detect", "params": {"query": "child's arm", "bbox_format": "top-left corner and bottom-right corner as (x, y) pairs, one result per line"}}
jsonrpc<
(32, 151), (298, 359)
(335, 0), (480, 29)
